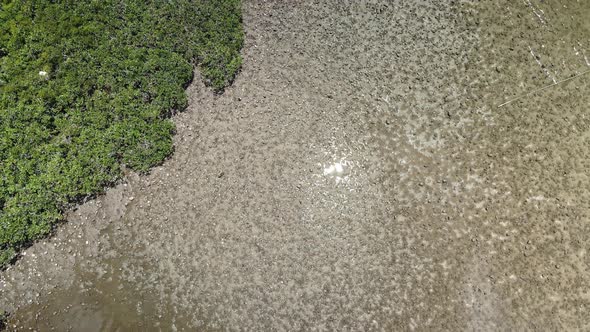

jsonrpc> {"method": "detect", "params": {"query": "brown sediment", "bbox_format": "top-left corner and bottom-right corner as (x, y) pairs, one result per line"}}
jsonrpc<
(1, 0), (589, 330)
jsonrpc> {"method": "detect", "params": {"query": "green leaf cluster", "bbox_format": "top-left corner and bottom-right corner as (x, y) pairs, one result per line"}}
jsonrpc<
(0, 0), (243, 267)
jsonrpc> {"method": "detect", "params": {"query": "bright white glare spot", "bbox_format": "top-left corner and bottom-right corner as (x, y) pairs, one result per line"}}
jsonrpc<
(323, 162), (344, 176)
(39, 71), (48, 76)
(322, 160), (353, 185)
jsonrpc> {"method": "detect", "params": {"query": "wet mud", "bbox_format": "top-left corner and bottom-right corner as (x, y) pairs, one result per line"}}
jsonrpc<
(1, 0), (589, 330)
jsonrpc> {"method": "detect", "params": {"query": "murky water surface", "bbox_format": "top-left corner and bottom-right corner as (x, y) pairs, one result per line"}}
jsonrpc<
(2, 0), (590, 330)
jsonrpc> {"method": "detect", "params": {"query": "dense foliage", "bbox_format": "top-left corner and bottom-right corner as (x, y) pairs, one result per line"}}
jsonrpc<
(0, 0), (243, 266)
(0, 310), (5, 330)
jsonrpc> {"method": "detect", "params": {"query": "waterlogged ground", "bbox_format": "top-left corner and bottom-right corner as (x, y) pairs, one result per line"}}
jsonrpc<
(2, 0), (590, 330)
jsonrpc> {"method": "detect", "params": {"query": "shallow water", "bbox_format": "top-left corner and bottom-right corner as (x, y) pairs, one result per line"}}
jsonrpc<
(2, 0), (590, 330)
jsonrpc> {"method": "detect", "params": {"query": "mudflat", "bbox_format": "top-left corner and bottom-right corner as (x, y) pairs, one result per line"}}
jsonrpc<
(2, 0), (589, 330)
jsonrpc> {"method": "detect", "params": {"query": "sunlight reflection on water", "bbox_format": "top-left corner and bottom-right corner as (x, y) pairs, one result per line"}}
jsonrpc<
(322, 159), (356, 185)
